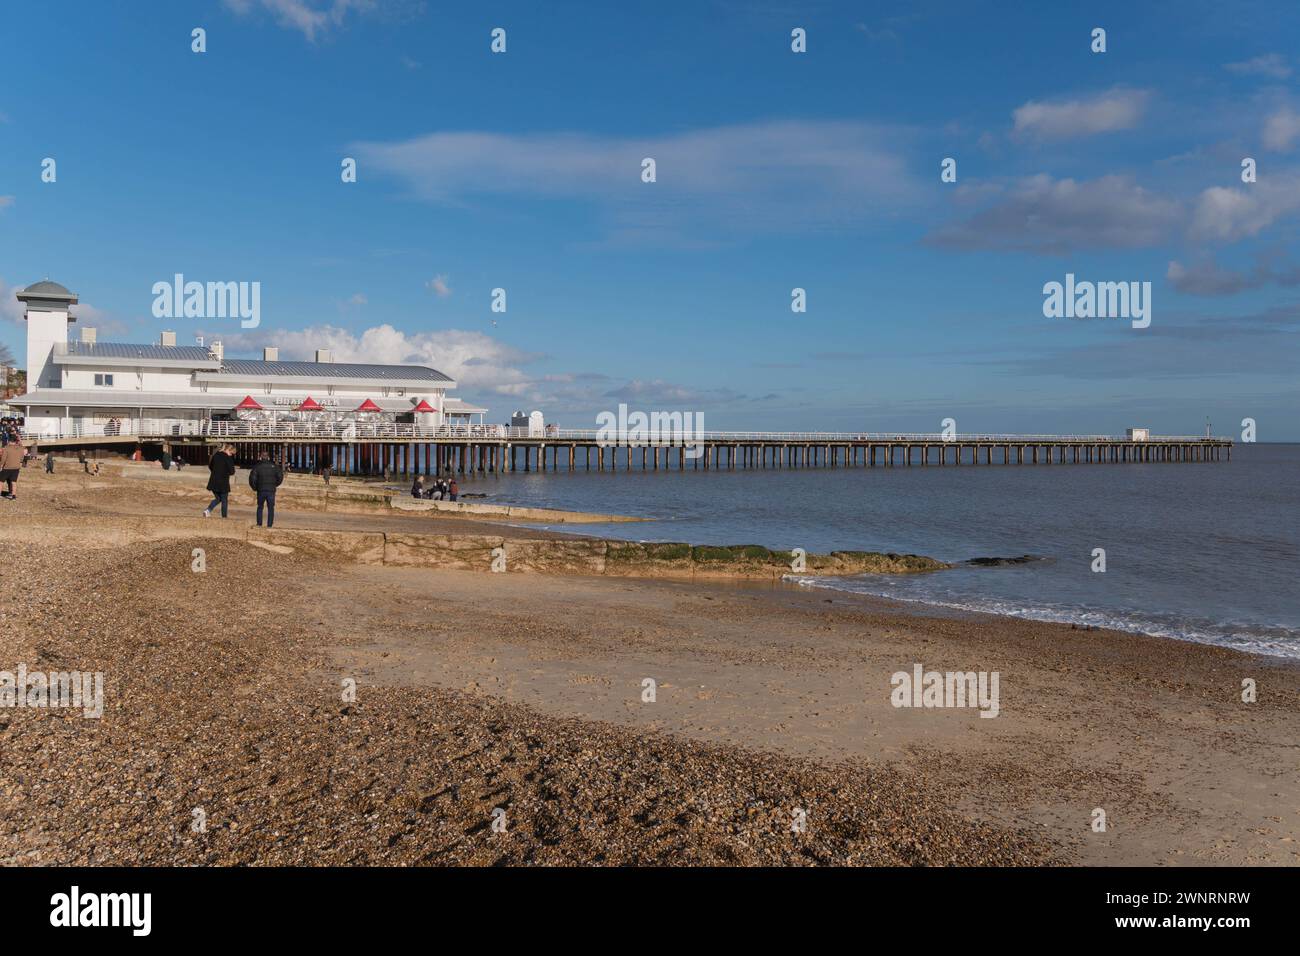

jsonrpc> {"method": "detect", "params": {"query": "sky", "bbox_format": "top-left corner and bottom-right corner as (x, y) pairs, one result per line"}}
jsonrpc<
(1, 0), (1298, 437)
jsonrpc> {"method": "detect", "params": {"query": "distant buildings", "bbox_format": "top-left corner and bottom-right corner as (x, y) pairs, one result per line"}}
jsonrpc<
(0, 364), (23, 400)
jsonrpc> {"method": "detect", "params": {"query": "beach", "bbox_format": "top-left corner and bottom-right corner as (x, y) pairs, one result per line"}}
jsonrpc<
(2, 461), (1297, 866)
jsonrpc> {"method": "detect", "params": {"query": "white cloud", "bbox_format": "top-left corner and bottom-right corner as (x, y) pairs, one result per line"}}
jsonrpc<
(223, 0), (378, 42)
(215, 323), (758, 416)
(1262, 107), (1300, 151)
(0, 196), (13, 210)
(1225, 53), (1291, 79)
(0, 278), (26, 324)
(1189, 173), (1300, 242)
(928, 174), (1182, 253)
(1012, 88), (1150, 141)
(220, 324), (537, 394)
(351, 120), (919, 237)
(1167, 260), (1255, 296)
(426, 275), (451, 298)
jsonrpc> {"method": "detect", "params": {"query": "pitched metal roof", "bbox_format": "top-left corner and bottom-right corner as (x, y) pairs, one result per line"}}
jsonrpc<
(219, 359), (452, 383)
(444, 398), (488, 413)
(63, 341), (214, 361)
(58, 341), (453, 382)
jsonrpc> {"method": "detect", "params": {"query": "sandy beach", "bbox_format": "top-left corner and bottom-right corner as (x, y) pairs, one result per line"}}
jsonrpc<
(2, 460), (1296, 866)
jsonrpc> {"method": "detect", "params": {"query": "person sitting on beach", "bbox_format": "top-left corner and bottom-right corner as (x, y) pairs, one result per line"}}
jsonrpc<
(411, 475), (424, 498)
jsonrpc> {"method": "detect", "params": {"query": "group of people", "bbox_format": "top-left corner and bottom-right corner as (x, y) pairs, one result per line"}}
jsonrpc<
(204, 443), (285, 527)
(0, 417), (24, 447)
(410, 475), (459, 501)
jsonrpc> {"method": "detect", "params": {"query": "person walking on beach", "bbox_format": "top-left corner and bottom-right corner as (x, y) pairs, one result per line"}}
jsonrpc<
(411, 475), (424, 498)
(321, 463), (331, 485)
(203, 443), (237, 518)
(79, 451), (89, 474)
(249, 449), (284, 528)
(448, 478), (459, 502)
(0, 439), (25, 500)
(44, 451), (54, 474)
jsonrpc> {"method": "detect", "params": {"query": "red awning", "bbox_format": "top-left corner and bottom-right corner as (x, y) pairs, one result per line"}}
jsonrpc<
(296, 396), (324, 411)
(355, 398), (382, 412)
(412, 399), (435, 413)
(234, 395), (264, 410)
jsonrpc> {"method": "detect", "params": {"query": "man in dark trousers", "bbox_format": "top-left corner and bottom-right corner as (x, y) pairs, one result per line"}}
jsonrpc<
(249, 449), (285, 528)
(203, 443), (237, 518)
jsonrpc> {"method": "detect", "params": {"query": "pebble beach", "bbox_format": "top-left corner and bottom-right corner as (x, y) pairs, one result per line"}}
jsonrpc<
(2, 462), (1296, 866)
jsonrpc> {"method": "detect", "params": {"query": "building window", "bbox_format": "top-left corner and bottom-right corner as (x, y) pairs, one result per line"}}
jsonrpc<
(94, 373), (114, 387)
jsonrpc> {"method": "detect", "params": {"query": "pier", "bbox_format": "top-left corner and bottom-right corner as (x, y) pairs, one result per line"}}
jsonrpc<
(30, 422), (1234, 476)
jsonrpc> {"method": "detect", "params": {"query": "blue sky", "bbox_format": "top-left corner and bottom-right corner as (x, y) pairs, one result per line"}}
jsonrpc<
(1, 0), (1298, 436)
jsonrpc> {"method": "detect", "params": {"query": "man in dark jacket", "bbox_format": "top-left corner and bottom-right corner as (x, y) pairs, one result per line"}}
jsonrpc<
(249, 449), (285, 528)
(204, 443), (237, 518)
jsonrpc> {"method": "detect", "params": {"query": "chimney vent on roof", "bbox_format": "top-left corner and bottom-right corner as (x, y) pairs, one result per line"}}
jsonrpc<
(160, 330), (177, 347)
(263, 346), (279, 362)
(81, 327), (97, 346)
(316, 349), (334, 363)
(211, 340), (224, 362)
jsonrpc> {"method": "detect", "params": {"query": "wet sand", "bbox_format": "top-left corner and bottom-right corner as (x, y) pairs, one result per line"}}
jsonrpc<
(2, 462), (1296, 865)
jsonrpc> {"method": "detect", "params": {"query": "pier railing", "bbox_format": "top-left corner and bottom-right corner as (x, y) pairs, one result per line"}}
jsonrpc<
(23, 420), (1231, 444)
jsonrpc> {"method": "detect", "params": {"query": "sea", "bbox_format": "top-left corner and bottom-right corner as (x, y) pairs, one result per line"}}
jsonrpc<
(445, 442), (1300, 659)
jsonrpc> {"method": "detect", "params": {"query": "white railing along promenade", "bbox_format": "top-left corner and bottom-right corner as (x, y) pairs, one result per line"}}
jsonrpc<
(20, 420), (1230, 443)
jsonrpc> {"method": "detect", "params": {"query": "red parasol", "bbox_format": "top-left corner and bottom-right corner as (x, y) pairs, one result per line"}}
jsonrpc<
(296, 396), (324, 411)
(354, 398), (382, 412)
(412, 399), (435, 413)
(234, 395), (264, 410)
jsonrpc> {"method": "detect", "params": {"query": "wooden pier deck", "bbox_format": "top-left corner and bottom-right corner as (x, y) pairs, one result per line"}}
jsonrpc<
(129, 427), (1234, 477)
